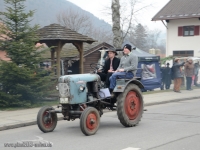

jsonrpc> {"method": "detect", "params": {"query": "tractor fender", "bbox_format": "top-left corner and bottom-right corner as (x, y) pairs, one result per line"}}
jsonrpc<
(113, 78), (144, 93)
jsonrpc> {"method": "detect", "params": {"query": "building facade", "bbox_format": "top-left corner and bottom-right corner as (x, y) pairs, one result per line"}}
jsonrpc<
(152, 0), (200, 58)
(167, 18), (200, 57)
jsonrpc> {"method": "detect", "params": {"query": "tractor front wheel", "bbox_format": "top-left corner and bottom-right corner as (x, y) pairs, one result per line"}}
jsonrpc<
(37, 106), (57, 133)
(117, 84), (143, 127)
(80, 107), (100, 136)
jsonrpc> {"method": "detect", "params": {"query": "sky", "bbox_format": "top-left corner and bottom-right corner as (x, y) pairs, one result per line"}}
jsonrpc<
(66, 0), (170, 32)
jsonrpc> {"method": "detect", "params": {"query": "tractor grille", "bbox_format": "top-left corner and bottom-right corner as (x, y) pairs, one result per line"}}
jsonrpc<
(59, 83), (70, 98)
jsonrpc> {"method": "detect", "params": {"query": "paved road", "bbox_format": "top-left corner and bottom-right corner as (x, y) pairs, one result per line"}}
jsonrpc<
(0, 99), (200, 150)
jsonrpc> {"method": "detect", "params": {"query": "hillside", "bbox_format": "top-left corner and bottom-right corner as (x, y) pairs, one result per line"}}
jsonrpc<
(0, 0), (112, 30)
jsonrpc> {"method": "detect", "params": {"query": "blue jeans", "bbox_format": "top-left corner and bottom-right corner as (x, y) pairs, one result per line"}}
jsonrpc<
(109, 72), (134, 89)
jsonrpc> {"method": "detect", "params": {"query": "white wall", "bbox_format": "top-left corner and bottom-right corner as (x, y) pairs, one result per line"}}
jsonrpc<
(166, 18), (200, 57)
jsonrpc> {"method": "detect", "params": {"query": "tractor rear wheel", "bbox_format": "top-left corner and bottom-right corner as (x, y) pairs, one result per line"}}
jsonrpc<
(37, 106), (57, 133)
(117, 84), (143, 127)
(80, 107), (100, 136)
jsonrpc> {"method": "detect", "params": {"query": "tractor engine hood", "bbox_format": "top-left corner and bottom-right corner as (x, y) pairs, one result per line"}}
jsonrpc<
(58, 74), (100, 104)
(58, 73), (100, 83)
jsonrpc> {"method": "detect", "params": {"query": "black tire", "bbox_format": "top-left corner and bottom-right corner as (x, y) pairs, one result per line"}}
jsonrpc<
(37, 106), (57, 133)
(80, 107), (100, 136)
(117, 84), (143, 127)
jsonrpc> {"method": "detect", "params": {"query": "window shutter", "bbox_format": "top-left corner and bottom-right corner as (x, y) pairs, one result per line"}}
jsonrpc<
(178, 27), (183, 36)
(194, 26), (200, 35)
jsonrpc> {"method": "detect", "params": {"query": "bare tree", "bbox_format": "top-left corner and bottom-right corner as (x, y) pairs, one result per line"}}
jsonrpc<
(157, 39), (166, 54)
(111, 0), (153, 47)
(57, 9), (93, 35)
(89, 27), (113, 44)
(57, 8), (113, 44)
(146, 29), (161, 49)
(111, 0), (122, 48)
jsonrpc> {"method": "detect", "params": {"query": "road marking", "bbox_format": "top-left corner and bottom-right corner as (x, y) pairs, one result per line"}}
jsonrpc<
(122, 147), (141, 150)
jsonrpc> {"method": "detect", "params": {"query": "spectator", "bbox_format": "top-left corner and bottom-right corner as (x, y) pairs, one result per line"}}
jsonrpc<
(184, 58), (195, 90)
(160, 64), (165, 90)
(194, 62), (200, 86)
(164, 63), (172, 89)
(172, 58), (185, 93)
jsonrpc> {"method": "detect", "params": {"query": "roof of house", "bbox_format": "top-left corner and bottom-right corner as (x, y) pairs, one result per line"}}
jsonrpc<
(37, 24), (96, 44)
(72, 42), (114, 60)
(152, 0), (200, 21)
(41, 42), (114, 60)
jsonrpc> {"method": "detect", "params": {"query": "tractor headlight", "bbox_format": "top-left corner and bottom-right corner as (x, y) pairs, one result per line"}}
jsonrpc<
(59, 83), (70, 97)
(79, 85), (85, 92)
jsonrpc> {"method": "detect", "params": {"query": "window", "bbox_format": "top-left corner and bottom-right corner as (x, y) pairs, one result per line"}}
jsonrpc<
(141, 63), (157, 80)
(183, 26), (194, 36)
(178, 26), (200, 36)
(173, 50), (194, 57)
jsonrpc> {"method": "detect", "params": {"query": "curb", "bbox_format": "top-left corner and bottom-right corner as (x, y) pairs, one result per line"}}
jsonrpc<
(0, 117), (63, 131)
(144, 96), (200, 106)
(0, 96), (200, 131)
(0, 121), (36, 131)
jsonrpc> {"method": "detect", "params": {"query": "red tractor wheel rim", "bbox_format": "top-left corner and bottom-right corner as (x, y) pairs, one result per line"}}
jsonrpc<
(42, 111), (53, 128)
(86, 112), (98, 130)
(125, 91), (141, 120)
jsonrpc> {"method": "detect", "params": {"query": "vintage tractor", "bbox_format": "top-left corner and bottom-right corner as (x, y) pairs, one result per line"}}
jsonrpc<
(37, 63), (144, 136)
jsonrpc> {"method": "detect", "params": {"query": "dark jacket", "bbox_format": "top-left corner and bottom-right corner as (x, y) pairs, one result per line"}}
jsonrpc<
(102, 57), (120, 74)
(160, 67), (165, 82)
(164, 67), (171, 84)
(172, 62), (185, 78)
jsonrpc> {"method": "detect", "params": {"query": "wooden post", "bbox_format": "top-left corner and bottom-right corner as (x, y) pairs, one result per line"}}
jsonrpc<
(56, 41), (61, 77)
(73, 42), (84, 74)
(79, 43), (84, 74)
(51, 48), (55, 68)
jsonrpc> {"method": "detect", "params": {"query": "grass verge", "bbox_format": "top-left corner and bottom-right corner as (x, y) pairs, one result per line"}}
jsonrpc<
(0, 99), (59, 111)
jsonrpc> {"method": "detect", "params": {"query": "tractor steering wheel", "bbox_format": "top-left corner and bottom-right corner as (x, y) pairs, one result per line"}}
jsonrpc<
(90, 63), (104, 74)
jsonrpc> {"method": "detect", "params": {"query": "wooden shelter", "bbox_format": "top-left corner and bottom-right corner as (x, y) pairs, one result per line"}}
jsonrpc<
(66, 42), (115, 74)
(37, 23), (95, 77)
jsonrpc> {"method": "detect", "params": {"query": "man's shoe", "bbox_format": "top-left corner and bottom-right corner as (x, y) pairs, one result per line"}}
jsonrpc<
(187, 89), (193, 91)
(174, 91), (181, 93)
(109, 88), (113, 92)
(110, 92), (115, 98)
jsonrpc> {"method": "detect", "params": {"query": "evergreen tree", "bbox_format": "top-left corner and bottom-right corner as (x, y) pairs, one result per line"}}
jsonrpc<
(0, 0), (54, 107)
(132, 23), (148, 51)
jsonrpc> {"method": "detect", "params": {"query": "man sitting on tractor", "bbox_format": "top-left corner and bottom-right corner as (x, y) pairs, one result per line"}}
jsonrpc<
(109, 44), (138, 93)
(98, 48), (120, 88)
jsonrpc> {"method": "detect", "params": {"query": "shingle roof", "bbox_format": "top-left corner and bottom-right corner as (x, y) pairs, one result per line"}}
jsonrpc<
(37, 23), (96, 43)
(152, 0), (200, 21)
(40, 42), (114, 59)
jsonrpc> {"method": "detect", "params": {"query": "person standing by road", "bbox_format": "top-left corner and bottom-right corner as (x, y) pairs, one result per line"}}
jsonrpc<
(172, 58), (185, 93)
(184, 58), (195, 90)
(164, 63), (172, 89)
(160, 64), (166, 90)
(194, 62), (200, 86)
